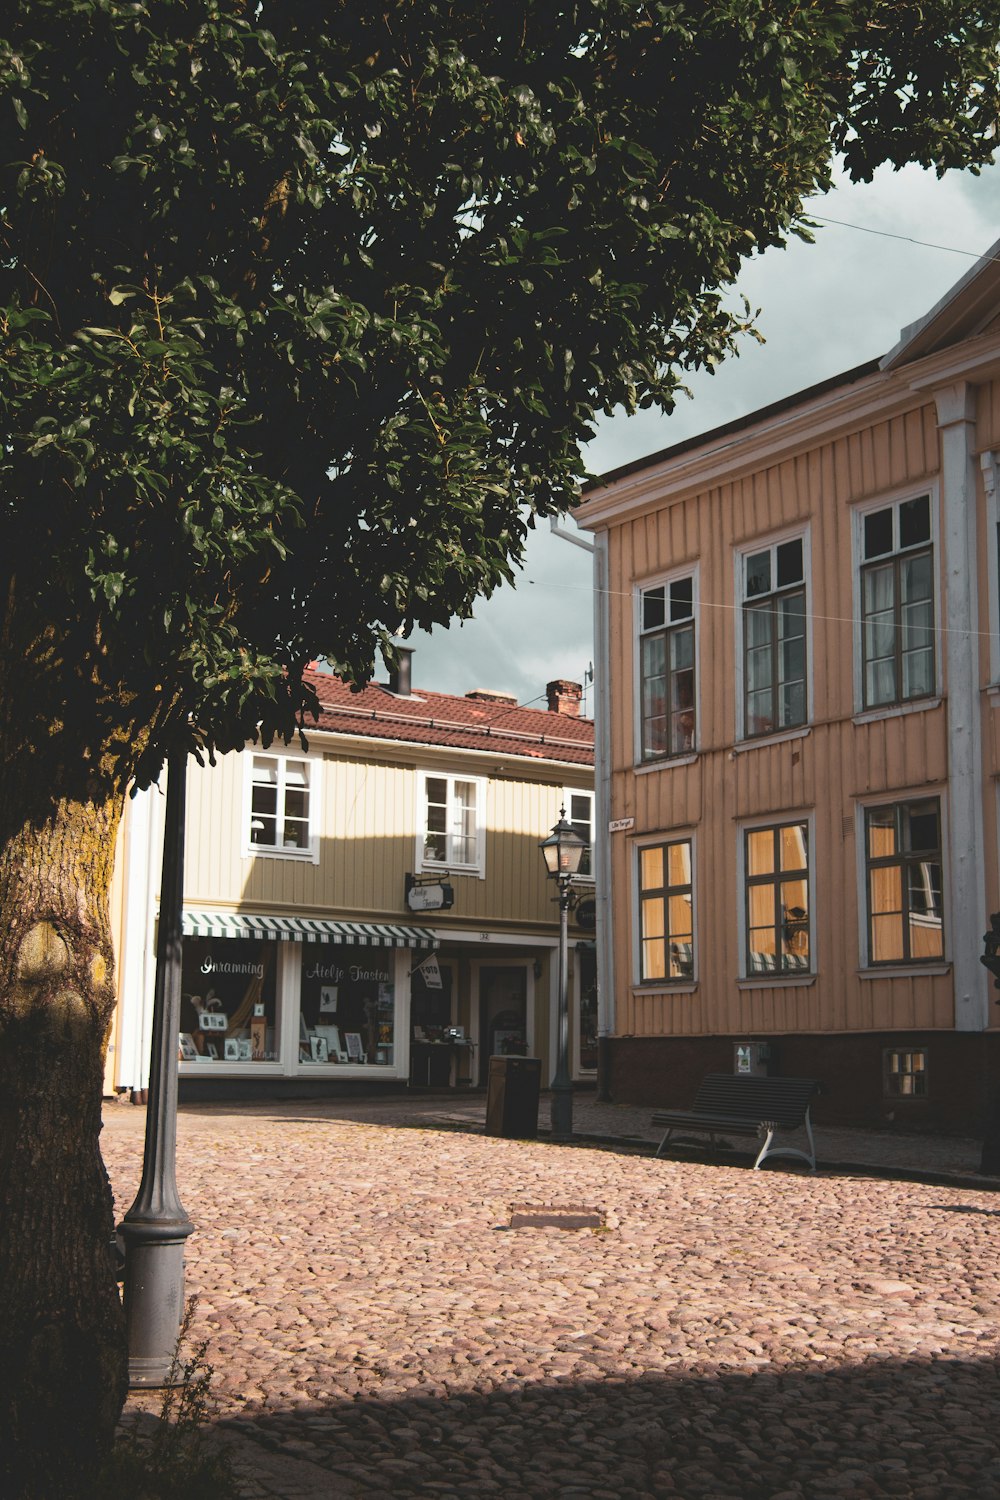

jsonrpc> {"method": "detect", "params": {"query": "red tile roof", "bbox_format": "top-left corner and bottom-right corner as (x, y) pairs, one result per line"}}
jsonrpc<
(302, 667), (594, 767)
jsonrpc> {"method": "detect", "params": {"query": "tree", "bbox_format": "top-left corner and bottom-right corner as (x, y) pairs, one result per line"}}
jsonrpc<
(1, 0), (997, 1492)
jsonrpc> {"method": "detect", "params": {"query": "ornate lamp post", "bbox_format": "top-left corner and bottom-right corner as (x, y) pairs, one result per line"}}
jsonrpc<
(118, 749), (194, 1384)
(539, 807), (589, 1140)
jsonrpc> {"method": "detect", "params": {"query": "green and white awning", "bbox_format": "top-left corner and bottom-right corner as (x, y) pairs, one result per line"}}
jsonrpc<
(181, 909), (439, 949)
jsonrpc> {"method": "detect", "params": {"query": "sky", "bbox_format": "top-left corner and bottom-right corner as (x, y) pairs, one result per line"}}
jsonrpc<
(407, 159), (1000, 711)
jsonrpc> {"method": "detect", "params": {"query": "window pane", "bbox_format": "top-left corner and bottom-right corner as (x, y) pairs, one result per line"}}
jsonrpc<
(284, 760), (308, 788)
(642, 586), (665, 631)
(747, 829), (774, 876)
(667, 841), (691, 886)
(869, 864), (902, 916)
(748, 884), (774, 929)
(779, 824), (807, 872)
(642, 939), (666, 980)
(745, 551), (771, 597)
(864, 507), (893, 559)
(641, 897), (665, 941)
(452, 781), (477, 864)
(867, 807), (896, 859)
(570, 794), (591, 825)
(871, 913), (904, 964)
(282, 818), (309, 849)
(641, 846), (664, 891)
(899, 494), (930, 549)
(669, 623), (693, 671)
(776, 537), (803, 587)
(668, 894), (692, 943)
(745, 603), (773, 651)
(252, 757), (278, 785)
(426, 777), (447, 806)
(904, 802), (939, 854)
(669, 576), (693, 621)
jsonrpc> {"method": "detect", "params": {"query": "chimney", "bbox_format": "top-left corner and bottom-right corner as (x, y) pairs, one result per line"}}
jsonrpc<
(387, 644), (414, 696)
(466, 689), (518, 706)
(546, 679), (582, 717)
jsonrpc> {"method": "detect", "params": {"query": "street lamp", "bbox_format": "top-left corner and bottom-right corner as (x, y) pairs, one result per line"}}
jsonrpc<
(540, 807), (589, 1140)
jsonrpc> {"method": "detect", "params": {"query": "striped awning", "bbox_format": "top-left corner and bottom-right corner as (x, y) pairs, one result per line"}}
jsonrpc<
(181, 909), (439, 950)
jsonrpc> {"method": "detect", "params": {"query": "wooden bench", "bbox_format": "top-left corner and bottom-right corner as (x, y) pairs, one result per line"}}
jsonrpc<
(651, 1074), (820, 1171)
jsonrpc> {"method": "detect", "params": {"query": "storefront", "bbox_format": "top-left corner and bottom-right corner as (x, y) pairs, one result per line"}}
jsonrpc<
(176, 910), (437, 1081)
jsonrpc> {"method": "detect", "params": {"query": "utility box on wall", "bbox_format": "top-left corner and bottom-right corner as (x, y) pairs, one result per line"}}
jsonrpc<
(735, 1042), (774, 1077)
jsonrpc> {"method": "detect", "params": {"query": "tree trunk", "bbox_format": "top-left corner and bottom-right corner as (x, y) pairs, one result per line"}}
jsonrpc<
(0, 780), (128, 1499)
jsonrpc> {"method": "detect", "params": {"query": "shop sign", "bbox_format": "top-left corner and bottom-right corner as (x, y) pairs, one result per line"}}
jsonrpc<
(574, 898), (597, 932)
(405, 875), (455, 912)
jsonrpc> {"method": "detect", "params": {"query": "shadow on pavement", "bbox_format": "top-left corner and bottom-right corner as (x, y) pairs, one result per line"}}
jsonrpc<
(216, 1351), (1000, 1499)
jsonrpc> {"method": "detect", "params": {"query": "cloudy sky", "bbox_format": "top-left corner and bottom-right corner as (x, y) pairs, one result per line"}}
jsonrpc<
(409, 159), (1000, 710)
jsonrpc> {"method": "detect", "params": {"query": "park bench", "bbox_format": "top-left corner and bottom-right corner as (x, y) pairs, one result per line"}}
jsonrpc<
(651, 1073), (820, 1171)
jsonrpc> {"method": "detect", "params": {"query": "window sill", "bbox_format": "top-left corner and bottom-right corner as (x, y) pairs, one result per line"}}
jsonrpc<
(416, 863), (484, 880)
(737, 975), (816, 989)
(858, 964), (951, 979)
(632, 982), (698, 995)
(243, 845), (318, 864)
(634, 753), (697, 774)
(732, 725), (811, 755)
(852, 698), (941, 726)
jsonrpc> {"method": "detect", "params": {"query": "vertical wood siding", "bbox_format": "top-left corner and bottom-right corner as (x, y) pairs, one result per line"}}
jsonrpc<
(608, 399), (955, 1038)
(181, 749), (585, 931)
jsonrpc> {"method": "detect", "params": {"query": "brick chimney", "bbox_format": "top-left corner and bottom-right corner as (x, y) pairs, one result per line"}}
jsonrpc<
(546, 679), (582, 717)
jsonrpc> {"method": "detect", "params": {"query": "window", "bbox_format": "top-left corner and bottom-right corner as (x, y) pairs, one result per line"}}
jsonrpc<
(743, 821), (811, 975)
(865, 799), (943, 964)
(637, 838), (693, 982)
(565, 789), (594, 878)
(638, 575), (696, 760)
(860, 494), (934, 709)
(740, 536), (807, 738)
(419, 774), (484, 875)
(883, 1048), (929, 1099)
(247, 754), (314, 857)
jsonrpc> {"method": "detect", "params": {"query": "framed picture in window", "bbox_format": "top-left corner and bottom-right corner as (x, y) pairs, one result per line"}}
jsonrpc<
(309, 1035), (329, 1063)
(178, 1033), (198, 1062)
(223, 1038), (240, 1062)
(345, 1032), (365, 1062)
(319, 985), (338, 1014)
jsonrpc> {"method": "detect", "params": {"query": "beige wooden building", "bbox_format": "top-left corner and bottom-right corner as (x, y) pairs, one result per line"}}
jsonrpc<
(576, 238), (1000, 1130)
(106, 657), (595, 1099)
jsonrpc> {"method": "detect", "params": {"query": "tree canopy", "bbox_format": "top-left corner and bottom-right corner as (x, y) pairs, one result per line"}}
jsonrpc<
(3, 0), (996, 794)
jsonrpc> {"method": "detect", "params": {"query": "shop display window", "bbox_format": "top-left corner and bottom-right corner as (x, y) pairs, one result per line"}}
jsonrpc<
(180, 938), (279, 1063)
(299, 942), (396, 1066)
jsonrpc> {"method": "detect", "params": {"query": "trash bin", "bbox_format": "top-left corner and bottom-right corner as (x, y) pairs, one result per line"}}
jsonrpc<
(485, 1055), (541, 1138)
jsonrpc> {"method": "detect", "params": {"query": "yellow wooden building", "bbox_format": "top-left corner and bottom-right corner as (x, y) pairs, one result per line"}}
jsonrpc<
(576, 238), (1000, 1130)
(106, 657), (595, 1098)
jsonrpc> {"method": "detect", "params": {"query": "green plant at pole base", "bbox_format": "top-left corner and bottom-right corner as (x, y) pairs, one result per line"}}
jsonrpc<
(93, 1301), (241, 1500)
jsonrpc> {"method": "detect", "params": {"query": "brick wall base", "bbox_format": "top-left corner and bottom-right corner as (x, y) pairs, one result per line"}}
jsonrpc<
(606, 1032), (1000, 1134)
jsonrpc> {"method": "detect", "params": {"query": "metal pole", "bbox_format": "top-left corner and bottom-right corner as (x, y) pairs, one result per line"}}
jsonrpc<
(119, 749), (194, 1386)
(549, 878), (573, 1140)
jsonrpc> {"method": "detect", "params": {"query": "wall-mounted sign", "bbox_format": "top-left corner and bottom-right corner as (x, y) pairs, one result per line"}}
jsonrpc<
(574, 898), (597, 932)
(405, 875), (455, 912)
(609, 817), (635, 833)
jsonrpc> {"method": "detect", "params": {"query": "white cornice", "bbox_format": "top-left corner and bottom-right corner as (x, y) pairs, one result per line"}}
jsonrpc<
(577, 328), (1000, 532)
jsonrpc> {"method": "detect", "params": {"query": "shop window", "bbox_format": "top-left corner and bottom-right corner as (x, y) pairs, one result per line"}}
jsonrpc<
(859, 494), (934, 709)
(637, 574), (696, 761)
(865, 799), (944, 965)
(418, 773), (484, 875)
(884, 1048), (929, 1098)
(637, 838), (693, 983)
(179, 938), (279, 1064)
(742, 821), (811, 976)
(739, 535), (807, 738)
(246, 753), (316, 859)
(299, 943), (396, 1066)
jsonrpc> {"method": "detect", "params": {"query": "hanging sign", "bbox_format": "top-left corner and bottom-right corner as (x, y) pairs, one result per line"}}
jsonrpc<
(418, 954), (443, 990)
(405, 874), (455, 912)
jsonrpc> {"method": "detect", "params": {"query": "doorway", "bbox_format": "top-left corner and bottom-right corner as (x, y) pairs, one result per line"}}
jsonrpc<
(478, 965), (528, 1084)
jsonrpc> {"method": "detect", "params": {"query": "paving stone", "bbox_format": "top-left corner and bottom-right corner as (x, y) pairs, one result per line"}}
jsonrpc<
(103, 1094), (1000, 1498)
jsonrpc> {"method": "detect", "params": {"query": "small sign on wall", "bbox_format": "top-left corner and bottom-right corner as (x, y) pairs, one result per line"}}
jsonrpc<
(609, 817), (635, 833)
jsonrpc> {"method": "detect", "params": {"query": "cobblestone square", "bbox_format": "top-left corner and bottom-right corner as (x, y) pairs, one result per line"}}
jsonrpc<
(103, 1098), (1000, 1499)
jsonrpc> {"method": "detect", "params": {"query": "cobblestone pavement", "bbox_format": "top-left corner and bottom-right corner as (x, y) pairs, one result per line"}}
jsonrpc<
(103, 1094), (1000, 1499)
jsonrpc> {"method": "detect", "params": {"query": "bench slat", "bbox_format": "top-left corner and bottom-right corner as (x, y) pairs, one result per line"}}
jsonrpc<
(651, 1074), (820, 1171)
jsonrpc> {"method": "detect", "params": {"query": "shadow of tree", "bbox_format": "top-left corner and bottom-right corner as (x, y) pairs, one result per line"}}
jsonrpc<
(216, 1353), (1000, 1498)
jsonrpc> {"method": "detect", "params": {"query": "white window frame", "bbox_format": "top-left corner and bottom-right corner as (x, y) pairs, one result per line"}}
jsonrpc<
(242, 749), (320, 863)
(564, 787), (595, 882)
(736, 811), (816, 983)
(632, 831), (697, 988)
(633, 564), (699, 767)
(416, 771), (486, 879)
(734, 525), (811, 743)
(851, 486), (941, 717)
(981, 452), (1000, 687)
(854, 791), (948, 972)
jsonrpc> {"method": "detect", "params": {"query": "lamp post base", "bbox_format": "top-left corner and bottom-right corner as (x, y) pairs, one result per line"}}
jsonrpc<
(550, 1082), (574, 1141)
